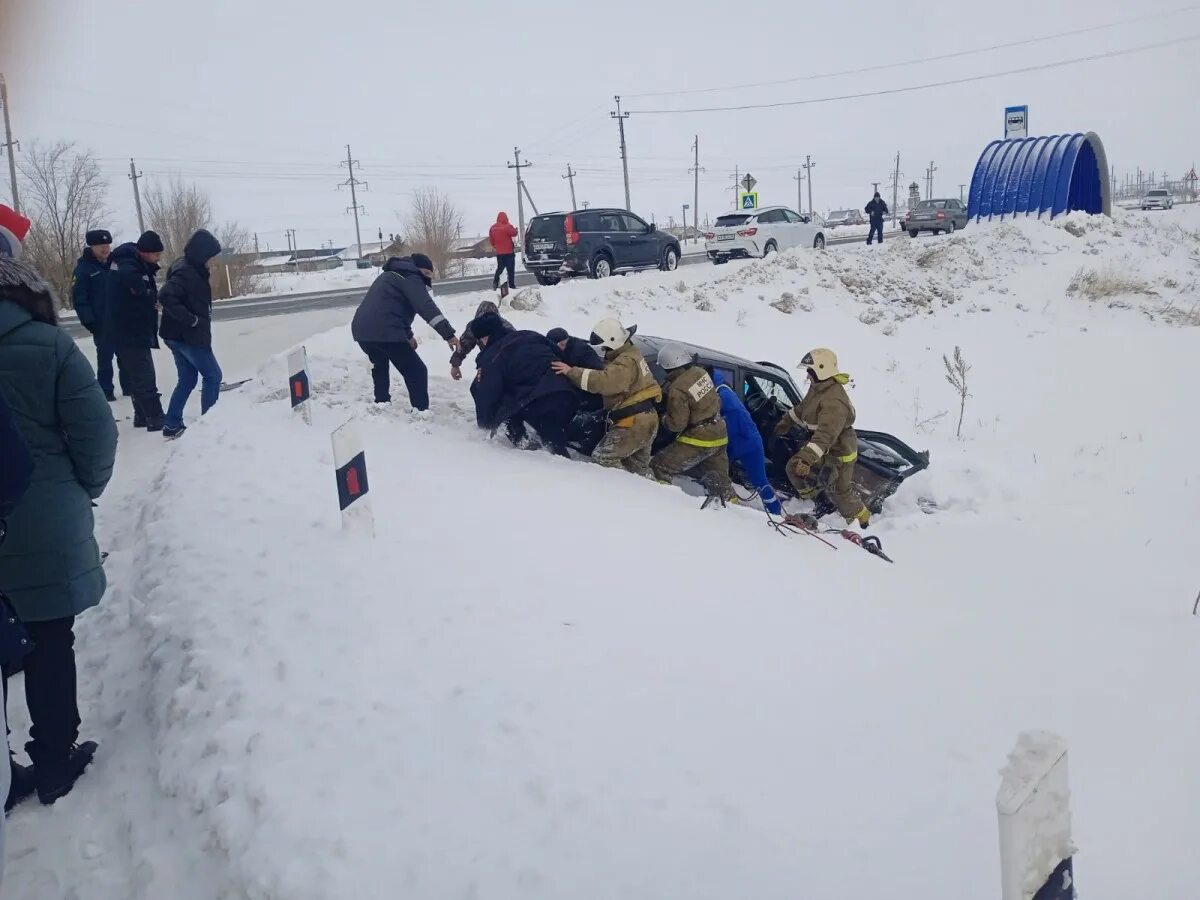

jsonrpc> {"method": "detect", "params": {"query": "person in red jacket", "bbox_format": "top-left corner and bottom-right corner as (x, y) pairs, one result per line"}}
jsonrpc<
(488, 212), (518, 292)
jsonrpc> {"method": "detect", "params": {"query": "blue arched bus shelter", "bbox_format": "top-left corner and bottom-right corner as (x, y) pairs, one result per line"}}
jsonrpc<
(967, 132), (1111, 222)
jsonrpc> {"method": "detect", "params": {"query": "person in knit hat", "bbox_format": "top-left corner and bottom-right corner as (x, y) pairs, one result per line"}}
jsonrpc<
(72, 228), (128, 401)
(103, 230), (165, 429)
(0, 204), (31, 259)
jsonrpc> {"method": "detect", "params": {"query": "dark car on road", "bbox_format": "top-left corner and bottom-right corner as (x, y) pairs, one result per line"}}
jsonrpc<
(523, 209), (683, 285)
(905, 198), (968, 237)
(567, 335), (929, 514)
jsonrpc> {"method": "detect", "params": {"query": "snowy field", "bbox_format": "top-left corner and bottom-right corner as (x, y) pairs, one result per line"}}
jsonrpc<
(5, 207), (1200, 898)
(245, 256), (501, 300)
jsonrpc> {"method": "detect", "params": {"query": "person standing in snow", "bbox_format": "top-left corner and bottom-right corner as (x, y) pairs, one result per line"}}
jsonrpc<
(470, 312), (579, 457)
(488, 212), (519, 292)
(105, 230), (166, 430)
(546, 327), (603, 370)
(72, 228), (128, 402)
(864, 192), (889, 246)
(713, 370), (782, 515)
(649, 344), (733, 502)
(0, 250), (118, 806)
(774, 348), (869, 528)
(351, 253), (459, 409)
(450, 299), (513, 381)
(158, 229), (224, 440)
(550, 317), (660, 475)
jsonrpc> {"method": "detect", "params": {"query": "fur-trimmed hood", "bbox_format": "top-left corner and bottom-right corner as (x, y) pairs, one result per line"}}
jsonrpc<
(0, 256), (58, 328)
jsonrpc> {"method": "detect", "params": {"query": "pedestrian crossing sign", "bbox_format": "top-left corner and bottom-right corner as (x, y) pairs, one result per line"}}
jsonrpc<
(740, 191), (758, 210)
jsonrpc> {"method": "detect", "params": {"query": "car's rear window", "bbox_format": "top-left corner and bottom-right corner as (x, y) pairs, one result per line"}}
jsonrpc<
(917, 200), (948, 209)
(1148, 190), (1169, 196)
(528, 215), (565, 239)
(715, 214), (751, 226)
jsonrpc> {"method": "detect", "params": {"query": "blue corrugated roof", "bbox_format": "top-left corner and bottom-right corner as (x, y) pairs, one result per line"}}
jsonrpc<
(967, 132), (1111, 222)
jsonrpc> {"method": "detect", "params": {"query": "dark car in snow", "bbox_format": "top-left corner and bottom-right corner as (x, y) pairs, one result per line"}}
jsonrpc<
(567, 335), (929, 514)
(523, 209), (682, 286)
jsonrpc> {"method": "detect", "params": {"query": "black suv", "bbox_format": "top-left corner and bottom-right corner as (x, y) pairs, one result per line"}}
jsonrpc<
(524, 209), (682, 285)
(567, 335), (930, 514)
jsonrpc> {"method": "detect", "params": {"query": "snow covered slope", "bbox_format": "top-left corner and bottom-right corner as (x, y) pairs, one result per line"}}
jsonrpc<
(5, 207), (1199, 898)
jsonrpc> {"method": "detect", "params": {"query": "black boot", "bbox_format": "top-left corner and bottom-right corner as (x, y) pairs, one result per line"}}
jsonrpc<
(5, 758), (36, 813)
(144, 416), (164, 432)
(34, 740), (98, 805)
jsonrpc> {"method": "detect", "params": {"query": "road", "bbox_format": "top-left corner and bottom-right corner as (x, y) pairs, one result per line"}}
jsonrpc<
(62, 230), (896, 339)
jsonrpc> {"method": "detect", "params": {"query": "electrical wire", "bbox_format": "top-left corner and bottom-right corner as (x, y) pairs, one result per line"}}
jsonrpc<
(628, 35), (1200, 114)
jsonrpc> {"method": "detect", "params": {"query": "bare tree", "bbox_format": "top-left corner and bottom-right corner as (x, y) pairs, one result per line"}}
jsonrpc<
(144, 176), (212, 267)
(17, 141), (109, 304)
(403, 187), (464, 278)
(942, 346), (972, 440)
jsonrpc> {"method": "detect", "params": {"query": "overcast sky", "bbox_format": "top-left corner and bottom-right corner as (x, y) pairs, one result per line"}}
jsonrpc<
(2, 0), (1197, 252)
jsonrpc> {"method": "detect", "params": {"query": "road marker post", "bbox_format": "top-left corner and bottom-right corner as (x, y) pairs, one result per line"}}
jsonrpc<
(288, 346), (312, 425)
(332, 419), (374, 537)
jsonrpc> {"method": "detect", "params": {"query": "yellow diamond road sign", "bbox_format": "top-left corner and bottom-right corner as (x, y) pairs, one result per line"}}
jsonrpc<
(740, 191), (758, 210)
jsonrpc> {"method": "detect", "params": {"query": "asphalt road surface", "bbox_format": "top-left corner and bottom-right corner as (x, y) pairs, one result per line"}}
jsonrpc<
(63, 230), (898, 339)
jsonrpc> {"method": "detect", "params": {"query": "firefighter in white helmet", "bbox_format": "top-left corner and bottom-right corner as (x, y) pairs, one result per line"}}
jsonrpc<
(774, 348), (870, 527)
(650, 343), (733, 502)
(550, 317), (661, 475)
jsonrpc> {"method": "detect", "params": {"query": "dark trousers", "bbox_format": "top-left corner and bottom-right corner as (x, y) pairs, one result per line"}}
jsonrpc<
(867, 221), (884, 244)
(93, 332), (128, 397)
(115, 347), (164, 420)
(506, 392), (578, 456)
(358, 340), (429, 410)
(3, 617), (80, 766)
(493, 253), (516, 290)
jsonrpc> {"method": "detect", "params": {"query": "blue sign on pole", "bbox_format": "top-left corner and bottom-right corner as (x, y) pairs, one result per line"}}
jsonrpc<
(1005, 105), (1029, 139)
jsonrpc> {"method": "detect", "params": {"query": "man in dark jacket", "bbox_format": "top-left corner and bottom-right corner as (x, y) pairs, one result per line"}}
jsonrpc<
(471, 312), (577, 457)
(864, 192), (889, 246)
(159, 229), (223, 439)
(105, 230), (165, 429)
(72, 229), (127, 401)
(547, 327), (603, 370)
(350, 253), (459, 409)
(450, 299), (513, 381)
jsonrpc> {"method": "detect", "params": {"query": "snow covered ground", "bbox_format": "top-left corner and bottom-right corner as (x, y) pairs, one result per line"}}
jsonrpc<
(245, 257), (501, 300)
(5, 207), (1200, 898)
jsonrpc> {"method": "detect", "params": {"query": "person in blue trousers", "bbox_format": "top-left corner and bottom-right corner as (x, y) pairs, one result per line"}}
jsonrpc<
(159, 230), (223, 439)
(712, 370), (783, 515)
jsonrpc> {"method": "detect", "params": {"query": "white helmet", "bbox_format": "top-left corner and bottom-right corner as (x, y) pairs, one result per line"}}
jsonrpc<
(657, 343), (694, 371)
(588, 317), (635, 352)
(801, 348), (840, 380)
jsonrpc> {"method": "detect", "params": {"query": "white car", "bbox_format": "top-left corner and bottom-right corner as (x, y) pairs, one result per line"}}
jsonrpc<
(1141, 189), (1174, 210)
(705, 206), (826, 264)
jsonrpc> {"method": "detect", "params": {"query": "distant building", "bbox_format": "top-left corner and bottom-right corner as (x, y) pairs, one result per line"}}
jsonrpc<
(450, 235), (494, 260)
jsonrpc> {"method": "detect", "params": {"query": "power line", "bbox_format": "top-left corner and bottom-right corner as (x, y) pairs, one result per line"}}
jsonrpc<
(627, 34), (1200, 114)
(625, 4), (1200, 98)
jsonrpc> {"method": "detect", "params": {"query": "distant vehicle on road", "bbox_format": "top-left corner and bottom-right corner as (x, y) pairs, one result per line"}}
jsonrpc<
(523, 209), (682, 285)
(1141, 189), (1174, 210)
(826, 209), (866, 228)
(905, 198), (968, 237)
(704, 206), (826, 264)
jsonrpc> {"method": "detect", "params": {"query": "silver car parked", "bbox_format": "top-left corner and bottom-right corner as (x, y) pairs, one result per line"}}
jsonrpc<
(1141, 189), (1174, 210)
(905, 198), (968, 237)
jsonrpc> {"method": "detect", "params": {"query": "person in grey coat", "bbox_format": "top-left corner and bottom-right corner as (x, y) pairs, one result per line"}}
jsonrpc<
(0, 254), (118, 806)
(350, 253), (459, 409)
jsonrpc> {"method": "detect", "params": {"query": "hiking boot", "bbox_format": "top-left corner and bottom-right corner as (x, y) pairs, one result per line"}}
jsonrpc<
(854, 507), (871, 530)
(144, 416), (164, 433)
(162, 424), (187, 440)
(5, 759), (36, 813)
(35, 741), (98, 805)
(103, 392), (117, 403)
(133, 413), (146, 428)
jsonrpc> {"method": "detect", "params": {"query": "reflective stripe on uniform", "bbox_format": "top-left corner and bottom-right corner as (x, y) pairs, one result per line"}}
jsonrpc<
(677, 434), (729, 448)
(804, 441), (825, 459)
(429, 314), (446, 327)
(837, 451), (858, 464)
(579, 369), (592, 391)
(615, 384), (663, 409)
(788, 408), (804, 426)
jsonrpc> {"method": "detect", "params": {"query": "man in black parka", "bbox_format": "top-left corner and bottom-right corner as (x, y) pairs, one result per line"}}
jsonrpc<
(104, 230), (165, 429)
(71, 229), (128, 400)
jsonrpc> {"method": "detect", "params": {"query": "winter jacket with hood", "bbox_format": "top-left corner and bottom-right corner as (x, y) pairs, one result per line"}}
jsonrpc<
(0, 257), (118, 622)
(864, 197), (889, 224)
(451, 299), (514, 367)
(71, 248), (111, 333)
(104, 241), (161, 349)
(712, 370), (764, 460)
(661, 365), (727, 446)
(0, 387), (32, 521)
(558, 336), (603, 370)
(473, 329), (575, 428)
(488, 212), (518, 255)
(784, 373), (858, 465)
(159, 229), (223, 349)
(351, 257), (456, 344)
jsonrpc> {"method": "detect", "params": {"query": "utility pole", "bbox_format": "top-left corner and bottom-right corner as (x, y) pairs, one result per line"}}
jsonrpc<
(508, 148), (532, 257)
(338, 144), (367, 260)
(689, 135), (703, 243)
(128, 159), (145, 233)
(611, 95), (632, 210)
(0, 75), (19, 213)
(731, 166), (740, 210)
(926, 160), (938, 199)
(872, 181), (881, 194)
(563, 163), (577, 211)
(890, 152), (902, 226)
(682, 203), (689, 243)
(253, 233), (260, 255)
(794, 168), (805, 214)
(802, 155), (816, 216)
